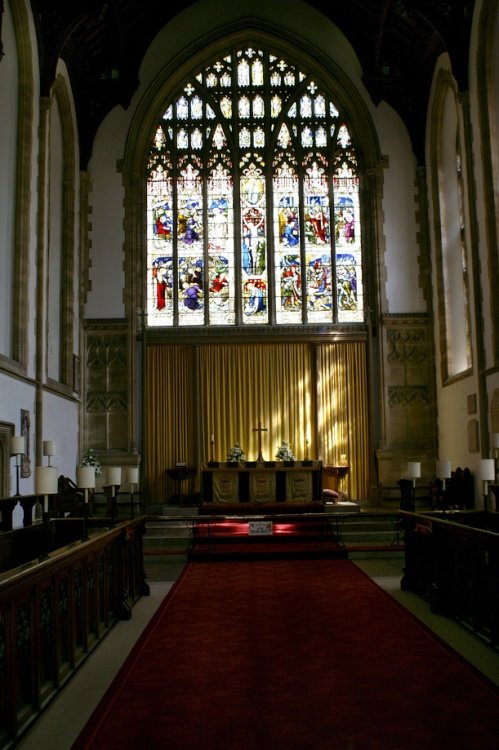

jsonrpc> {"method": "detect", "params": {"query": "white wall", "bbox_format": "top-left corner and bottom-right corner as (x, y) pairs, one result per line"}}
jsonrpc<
(0, 372), (37, 496)
(42, 390), (79, 482)
(426, 46), (489, 507)
(374, 102), (425, 313)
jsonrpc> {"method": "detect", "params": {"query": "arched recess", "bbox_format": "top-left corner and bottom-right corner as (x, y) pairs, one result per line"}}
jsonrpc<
(120, 24), (383, 502)
(1, 0), (35, 372)
(429, 68), (473, 384)
(123, 24), (383, 331)
(476, 0), (499, 365)
(47, 73), (77, 390)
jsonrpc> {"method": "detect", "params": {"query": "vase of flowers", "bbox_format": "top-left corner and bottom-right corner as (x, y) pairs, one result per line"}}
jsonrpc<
(275, 441), (295, 464)
(80, 448), (102, 477)
(227, 442), (245, 465)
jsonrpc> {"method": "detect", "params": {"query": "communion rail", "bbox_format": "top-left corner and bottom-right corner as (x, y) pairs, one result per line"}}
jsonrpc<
(0, 517), (149, 749)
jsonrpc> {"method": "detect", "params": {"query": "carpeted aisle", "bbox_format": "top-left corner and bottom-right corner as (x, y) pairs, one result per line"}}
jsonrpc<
(72, 559), (499, 749)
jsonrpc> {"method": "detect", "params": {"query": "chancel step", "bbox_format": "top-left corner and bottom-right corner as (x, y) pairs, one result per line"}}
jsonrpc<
(143, 511), (404, 560)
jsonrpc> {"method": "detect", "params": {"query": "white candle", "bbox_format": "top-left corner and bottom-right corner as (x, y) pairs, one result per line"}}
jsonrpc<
(211, 434), (214, 442)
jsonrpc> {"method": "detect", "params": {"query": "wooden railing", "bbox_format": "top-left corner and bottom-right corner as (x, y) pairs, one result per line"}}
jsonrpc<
(0, 495), (38, 531)
(0, 517), (149, 748)
(400, 510), (499, 647)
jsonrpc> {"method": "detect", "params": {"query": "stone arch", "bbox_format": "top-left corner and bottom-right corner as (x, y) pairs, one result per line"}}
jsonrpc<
(47, 73), (78, 389)
(122, 22), (383, 330)
(428, 67), (473, 384)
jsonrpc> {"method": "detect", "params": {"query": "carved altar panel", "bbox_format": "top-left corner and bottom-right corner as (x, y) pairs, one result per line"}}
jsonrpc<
(286, 471), (312, 502)
(201, 463), (322, 506)
(212, 471), (239, 503)
(249, 471), (276, 503)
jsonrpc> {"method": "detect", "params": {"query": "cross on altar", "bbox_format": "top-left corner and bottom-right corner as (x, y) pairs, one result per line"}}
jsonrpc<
(252, 421), (268, 461)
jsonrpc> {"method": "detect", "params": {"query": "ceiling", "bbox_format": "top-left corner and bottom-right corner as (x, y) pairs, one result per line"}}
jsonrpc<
(27, 0), (475, 167)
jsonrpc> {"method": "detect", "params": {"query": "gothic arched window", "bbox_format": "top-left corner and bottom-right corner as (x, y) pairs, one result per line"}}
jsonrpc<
(146, 45), (363, 328)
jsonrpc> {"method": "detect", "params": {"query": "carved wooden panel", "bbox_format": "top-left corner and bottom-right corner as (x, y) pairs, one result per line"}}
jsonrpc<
(84, 326), (129, 452)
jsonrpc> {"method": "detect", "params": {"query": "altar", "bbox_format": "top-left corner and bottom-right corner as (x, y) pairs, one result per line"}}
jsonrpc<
(201, 461), (323, 508)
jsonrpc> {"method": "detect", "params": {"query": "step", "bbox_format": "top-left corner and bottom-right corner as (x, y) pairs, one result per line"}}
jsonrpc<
(143, 512), (405, 553)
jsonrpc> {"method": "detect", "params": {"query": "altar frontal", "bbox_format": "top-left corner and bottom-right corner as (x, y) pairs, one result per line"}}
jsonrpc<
(201, 461), (323, 508)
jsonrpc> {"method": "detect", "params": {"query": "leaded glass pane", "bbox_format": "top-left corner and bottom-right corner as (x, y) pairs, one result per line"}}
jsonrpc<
(147, 174), (174, 326)
(238, 59), (250, 86)
(239, 96), (250, 118)
(220, 96), (232, 118)
(207, 165), (235, 324)
(253, 95), (264, 117)
(241, 164), (268, 324)
(177, 164), (204, 325)
(253, 127), (265, 148)
(304, 162), (333, 322)
(212, 123), (227, 150)
(333, 124), (363, 323)
(274, 164), (302, 323)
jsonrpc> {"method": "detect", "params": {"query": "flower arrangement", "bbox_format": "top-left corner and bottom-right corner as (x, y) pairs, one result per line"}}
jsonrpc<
(80, 448), (102, 477)
(227, 442), (245, 462)
(275, 441), (295, 461)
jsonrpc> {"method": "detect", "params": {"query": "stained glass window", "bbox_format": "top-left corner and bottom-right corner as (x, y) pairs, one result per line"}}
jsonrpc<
(146, 46), (364, 327)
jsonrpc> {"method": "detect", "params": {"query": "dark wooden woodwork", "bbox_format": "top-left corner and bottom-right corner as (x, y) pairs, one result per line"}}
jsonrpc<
(401, 510), (499, 647)
(0, 517), (149, 748)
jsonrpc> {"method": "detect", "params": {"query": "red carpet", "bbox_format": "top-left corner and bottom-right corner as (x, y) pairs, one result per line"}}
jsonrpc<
(72, 560), (499, 749)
